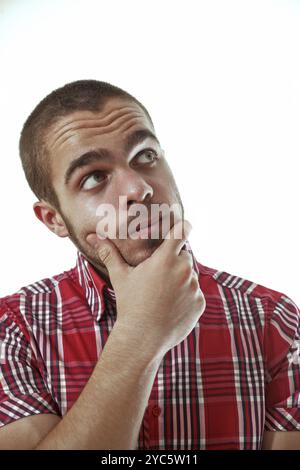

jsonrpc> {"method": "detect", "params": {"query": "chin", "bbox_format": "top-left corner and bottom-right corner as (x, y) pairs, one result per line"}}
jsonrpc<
(122, 238), (163, 266)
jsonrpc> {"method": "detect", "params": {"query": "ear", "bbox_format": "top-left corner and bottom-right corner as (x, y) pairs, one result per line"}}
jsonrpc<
(33, 200), (69, 238)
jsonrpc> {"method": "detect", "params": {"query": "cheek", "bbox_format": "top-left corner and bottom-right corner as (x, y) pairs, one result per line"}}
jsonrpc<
(73, 197), (118, 246)
(154, 173), (178, 202)
(63, 198), (100, 237)
(154, 162), (176, 191)
(75, 195), (103, 219)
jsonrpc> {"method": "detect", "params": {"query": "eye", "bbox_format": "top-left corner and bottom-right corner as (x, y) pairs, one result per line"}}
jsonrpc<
(81, 171), (106, 190)
(134, 149), (159, 165)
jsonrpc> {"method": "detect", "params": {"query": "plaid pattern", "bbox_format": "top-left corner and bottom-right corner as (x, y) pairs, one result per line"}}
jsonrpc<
(0, 244), (300, 449)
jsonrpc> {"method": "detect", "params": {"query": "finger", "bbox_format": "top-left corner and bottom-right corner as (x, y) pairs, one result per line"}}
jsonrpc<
(155, 219), (192, 258)
(86, 234), (128, 285)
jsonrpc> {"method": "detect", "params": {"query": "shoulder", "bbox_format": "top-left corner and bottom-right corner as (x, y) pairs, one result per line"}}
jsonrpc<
(196, 259), (299, 323)
(0, 266), (80, 334)
(201, 259), (291, 299)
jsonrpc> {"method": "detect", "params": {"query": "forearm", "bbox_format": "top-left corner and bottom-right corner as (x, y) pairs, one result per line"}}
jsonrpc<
(35, 322), (162, 450)
(262, 431), (300, 449)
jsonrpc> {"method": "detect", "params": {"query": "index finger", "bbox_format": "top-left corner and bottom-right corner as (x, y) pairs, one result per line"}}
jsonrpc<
(155, 219), (193, 257)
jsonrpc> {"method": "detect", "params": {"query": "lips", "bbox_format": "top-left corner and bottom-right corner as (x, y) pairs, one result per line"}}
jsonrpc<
(137, 216), (161, 231)
(127, 215), (161, 236)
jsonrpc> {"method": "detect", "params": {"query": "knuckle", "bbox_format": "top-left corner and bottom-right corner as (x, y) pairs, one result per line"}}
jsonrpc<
(98, 247), (110, 263)
(197, 292), (206, 309)
(179, 262), (193, 281)
(190, 274), (199, 290)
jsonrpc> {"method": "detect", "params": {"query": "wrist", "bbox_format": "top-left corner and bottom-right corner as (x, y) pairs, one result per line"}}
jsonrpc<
(111, 320), (164, 368)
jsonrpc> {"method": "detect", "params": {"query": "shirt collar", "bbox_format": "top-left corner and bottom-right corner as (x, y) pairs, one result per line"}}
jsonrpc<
(75, 240), (199, 322)
(76, 251), (116, 322)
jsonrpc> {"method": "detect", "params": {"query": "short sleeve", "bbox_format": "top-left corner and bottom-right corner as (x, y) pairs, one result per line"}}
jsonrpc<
(0, 305), (60, 427)
(264, 293), (300, 431)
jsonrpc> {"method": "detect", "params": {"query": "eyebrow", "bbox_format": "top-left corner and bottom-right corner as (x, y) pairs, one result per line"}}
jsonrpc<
(64, 128), (160, 186)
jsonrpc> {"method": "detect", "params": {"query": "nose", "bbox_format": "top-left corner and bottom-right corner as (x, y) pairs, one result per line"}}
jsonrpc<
(115, 168), (154, 205)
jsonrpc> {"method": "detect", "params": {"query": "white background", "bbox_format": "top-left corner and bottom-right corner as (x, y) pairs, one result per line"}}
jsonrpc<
(0, 0), (299, 305)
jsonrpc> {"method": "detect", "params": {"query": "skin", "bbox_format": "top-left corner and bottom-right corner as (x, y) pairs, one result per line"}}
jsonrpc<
(33, 96), (184, 286)
(0, 96), (296, 449)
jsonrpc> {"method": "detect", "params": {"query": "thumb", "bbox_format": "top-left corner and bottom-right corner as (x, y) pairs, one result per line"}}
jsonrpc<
(87, 234), (128, 284)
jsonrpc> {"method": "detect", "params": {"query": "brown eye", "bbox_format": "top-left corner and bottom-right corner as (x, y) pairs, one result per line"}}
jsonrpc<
(81, 171), (106, 190)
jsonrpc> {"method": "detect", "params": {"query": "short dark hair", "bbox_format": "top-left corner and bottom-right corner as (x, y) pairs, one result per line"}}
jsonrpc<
(19, 79), (154, 209)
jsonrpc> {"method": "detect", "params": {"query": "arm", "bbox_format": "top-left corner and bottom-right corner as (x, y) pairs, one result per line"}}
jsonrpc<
(0, 322), (162, 450)
(37, 321), (162, 449)
(0, 415), (61, 450)
(0, 220), (205, 449)
(262, 431), (300, 450)
(263, 292), (300, 448)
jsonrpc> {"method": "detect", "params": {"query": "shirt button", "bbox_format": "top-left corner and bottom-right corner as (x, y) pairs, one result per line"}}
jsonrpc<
(152, 405), (161, 417)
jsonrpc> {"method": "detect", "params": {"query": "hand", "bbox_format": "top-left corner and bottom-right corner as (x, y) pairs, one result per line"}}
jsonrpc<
(89, 220), (206, 360)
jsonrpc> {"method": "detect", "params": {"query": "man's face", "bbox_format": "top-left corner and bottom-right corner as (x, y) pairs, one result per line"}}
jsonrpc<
(45, 96), (184, 276)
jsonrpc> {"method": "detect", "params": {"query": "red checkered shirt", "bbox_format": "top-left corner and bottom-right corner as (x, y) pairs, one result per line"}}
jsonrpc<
(0, 245), (300, 449)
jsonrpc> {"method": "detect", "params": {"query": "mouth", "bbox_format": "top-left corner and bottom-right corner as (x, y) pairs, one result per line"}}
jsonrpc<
(136, 216), (161, 232)
(132, 215), (173, 239)
(126, 214), (161, 236)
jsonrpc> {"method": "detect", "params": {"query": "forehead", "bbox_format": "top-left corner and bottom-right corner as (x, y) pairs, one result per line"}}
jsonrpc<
(46, 97), (152, 153)
(46, 97), (156, 184)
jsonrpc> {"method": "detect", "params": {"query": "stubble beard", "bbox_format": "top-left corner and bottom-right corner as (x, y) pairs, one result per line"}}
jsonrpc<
(58, 189), (185, 279)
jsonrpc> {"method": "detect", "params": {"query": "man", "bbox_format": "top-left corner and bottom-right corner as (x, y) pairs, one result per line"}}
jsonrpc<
(0, 80), (299, 450)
